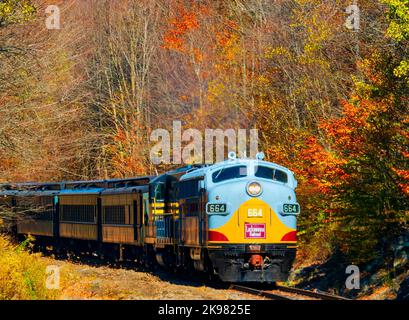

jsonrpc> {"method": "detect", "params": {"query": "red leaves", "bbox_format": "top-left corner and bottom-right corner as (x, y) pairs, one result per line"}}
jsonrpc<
(162, 8), (200, 52)
(297, 135), (347, 195)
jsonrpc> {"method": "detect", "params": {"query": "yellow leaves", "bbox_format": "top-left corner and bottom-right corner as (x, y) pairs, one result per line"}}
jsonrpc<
(216, 30), (240, 62)
(353, 79), (374, 100)
(0, 0), (35, 26)
(207, 80), (225, 103)
(290, 1), (336, 70)
(0, 235), (57, 300)
(1, 4), (12, 14)
(306, 18), (332, 46)
(256, 75), (270, 86)
(387, 20), (408, 41)
(300, 46), (330, 69)
(264, 46), (290, 59)
(382, 0), (409, 42)
(393, 60), (409, 85)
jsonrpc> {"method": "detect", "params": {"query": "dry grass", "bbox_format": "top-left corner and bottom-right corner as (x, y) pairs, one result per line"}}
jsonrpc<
(55, 260), (257, 300)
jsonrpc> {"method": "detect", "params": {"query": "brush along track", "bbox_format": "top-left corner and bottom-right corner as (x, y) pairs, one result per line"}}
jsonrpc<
(230, 284), (351, 300)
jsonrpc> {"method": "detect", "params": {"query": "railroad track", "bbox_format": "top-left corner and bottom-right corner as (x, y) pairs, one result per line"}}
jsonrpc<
(274, 284), (351, 300)
(231, 285), (294, 300)
(231, 284), (351, 300)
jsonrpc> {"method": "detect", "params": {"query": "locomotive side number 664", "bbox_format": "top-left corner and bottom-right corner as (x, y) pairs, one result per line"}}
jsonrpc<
(283, 203), (300, 214)
(206, 203), (227, 214)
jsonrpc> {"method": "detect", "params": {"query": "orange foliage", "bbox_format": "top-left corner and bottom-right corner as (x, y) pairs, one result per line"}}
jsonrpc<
(265, 81), (407, 235)
(108, 120), (148, 178)
(393, 169), (409, 195)
(297, 136), (348, 195)
(163, 10), (199, 52)
(162, 3), (209, 58)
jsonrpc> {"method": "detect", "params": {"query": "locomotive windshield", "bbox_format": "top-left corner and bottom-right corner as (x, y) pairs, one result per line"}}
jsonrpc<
(212, 165), (247, 183)
(254, 166), (288, 183)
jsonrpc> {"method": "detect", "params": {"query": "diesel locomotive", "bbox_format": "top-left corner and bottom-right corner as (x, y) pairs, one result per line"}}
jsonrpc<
(0, 153), (300, 282)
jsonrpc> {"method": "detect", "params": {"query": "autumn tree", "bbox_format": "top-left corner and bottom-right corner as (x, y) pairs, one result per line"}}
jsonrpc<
(294, 0), (408, 262)
(0, 0), (96, 182)
(86, 0), (162, 178)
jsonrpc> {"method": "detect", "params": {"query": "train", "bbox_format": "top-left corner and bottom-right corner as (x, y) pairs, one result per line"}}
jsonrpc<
(0, 152), (300, 282)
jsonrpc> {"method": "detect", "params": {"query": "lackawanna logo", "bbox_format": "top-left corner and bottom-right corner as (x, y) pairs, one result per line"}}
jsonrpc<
(245, 223), (266, 239)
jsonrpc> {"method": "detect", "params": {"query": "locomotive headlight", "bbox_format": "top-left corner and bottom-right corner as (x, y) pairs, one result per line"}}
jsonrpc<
(247, 181), (262, 197)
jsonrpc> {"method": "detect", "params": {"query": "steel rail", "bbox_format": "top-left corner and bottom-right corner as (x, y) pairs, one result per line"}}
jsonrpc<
(275, 285), (351, 300)
(230, 285), (294, 300)
(231, 284), (351, 300)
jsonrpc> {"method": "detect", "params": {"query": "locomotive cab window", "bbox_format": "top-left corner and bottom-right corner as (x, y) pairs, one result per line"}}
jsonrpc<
(254, 166), (288, 183)
(178, 179), (201, 199)
(150, 182), (165, 201)
(212, 165), (247, 183)
(143, 192), (149, 225)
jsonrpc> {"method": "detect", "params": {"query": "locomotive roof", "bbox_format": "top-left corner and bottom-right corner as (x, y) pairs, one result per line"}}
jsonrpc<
(0, 175), (154, 192)
(59, 188), (104, 195)
(101, 185), (149, 195)
(179, 158), (293, 181)
(0, 160), (294, 193)
(9, 190), (60, 197)
(150, 164), (208, 184)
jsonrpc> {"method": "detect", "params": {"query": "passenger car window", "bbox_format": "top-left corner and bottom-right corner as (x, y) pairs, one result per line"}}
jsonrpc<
(212, 166), (247, 183)
(254, 166), (288, 183)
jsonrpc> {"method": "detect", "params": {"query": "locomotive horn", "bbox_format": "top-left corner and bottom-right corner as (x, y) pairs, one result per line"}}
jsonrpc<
(228, 151), (237, 160)
(256, 152), (265, 160)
